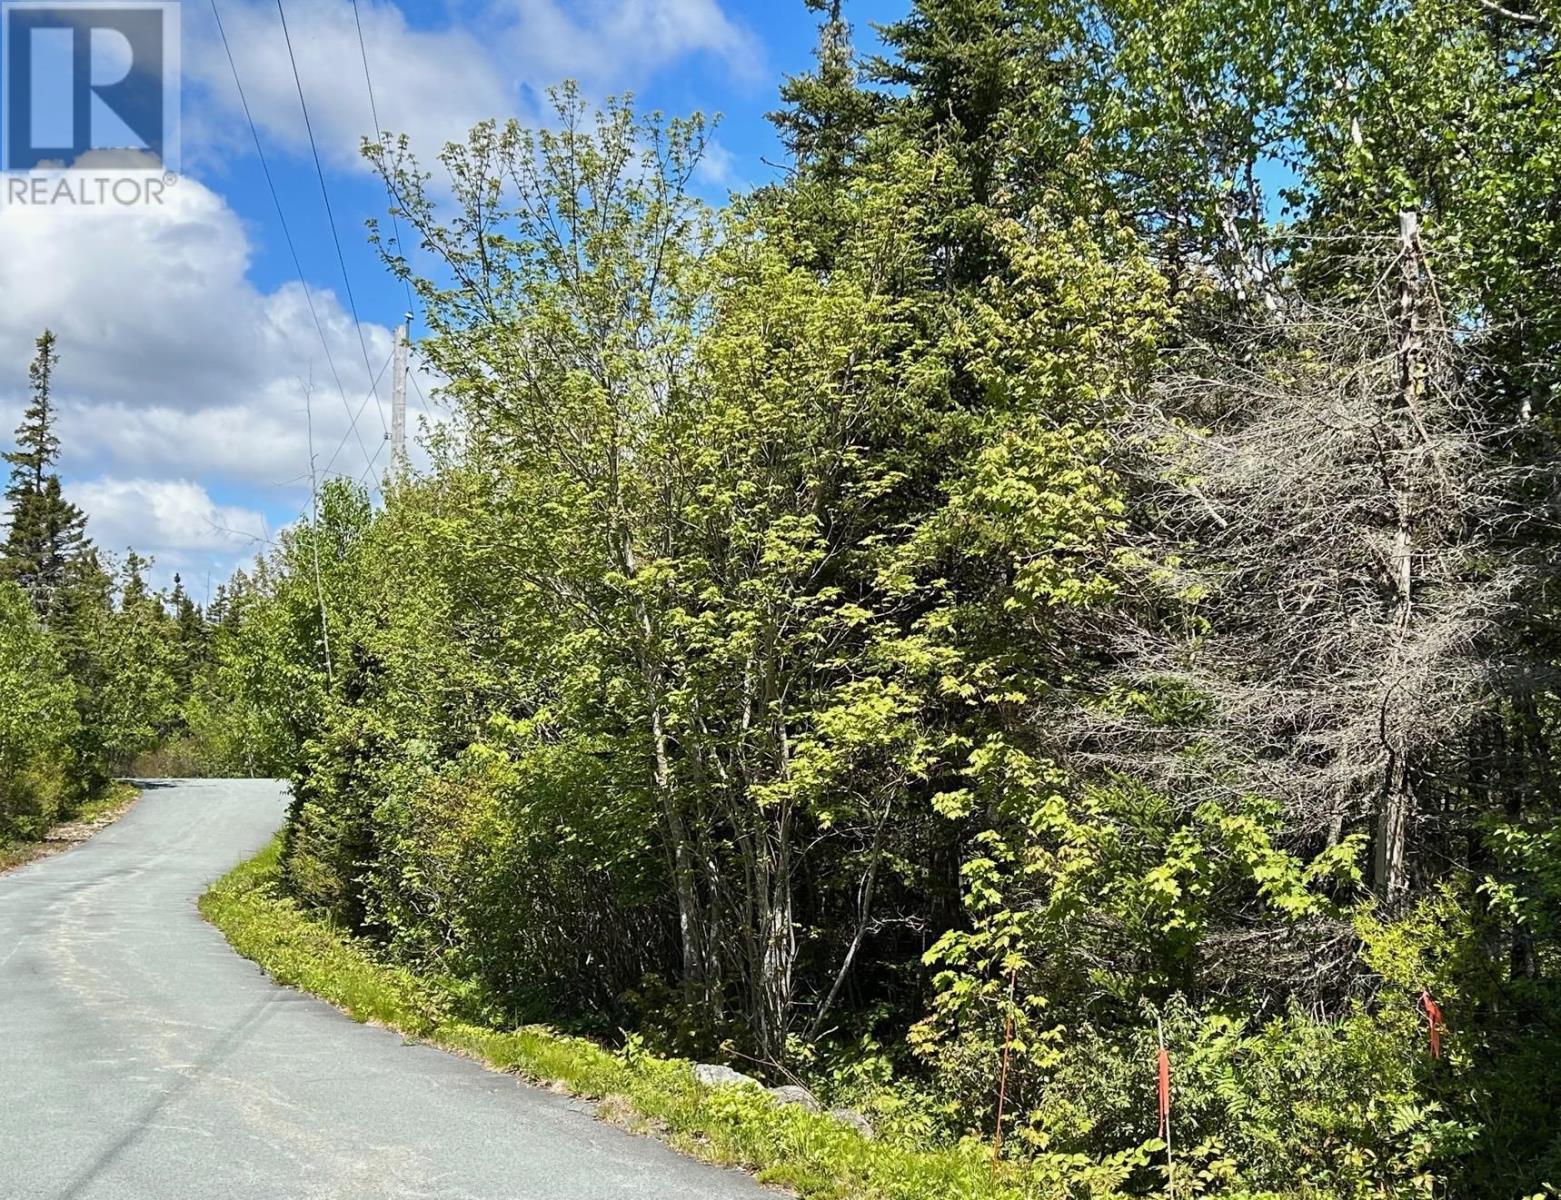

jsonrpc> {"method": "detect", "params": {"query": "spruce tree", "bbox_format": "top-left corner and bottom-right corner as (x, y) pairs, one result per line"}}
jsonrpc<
(768, 1), (876, 185)
(2, 331), (89, 618)
(171, 574), (204, 643)
(169, 573), (206, 689)
(869, 0), (1092, 289)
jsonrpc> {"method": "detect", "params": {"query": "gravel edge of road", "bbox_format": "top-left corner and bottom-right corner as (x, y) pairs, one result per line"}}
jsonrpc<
(0, 781), (140, 876)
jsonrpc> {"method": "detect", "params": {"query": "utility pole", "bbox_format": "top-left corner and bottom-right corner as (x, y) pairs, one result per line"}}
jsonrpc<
(303, 384), (334, 687)
(390, 314), (410, 482)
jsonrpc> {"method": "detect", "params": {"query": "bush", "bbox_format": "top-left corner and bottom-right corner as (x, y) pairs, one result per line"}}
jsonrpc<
(0, 581), (76, 838)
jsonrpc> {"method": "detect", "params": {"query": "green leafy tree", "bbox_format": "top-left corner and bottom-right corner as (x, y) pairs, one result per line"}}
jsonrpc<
(0, 581), (76, 836)
(185, 6), (1561, 1196)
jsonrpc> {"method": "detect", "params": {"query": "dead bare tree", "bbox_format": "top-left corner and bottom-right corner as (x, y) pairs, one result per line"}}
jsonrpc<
(1075, 220), (1524, 930)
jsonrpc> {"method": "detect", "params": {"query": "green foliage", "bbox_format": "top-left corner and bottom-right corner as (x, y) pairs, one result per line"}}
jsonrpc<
(0, 327), (261, 799)
(909, 787), (1460, 1195)
(204, 836), (1155, 1200)
(0, 580), (76, 836)
(190, 3), (1561, 1198)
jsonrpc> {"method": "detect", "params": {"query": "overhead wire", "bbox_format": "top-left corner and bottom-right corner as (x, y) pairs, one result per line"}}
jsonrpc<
(409, 368), (433, 417)
(270, 353), (391, 549)
(355, 430), (390, 492)
(348, 0), (433, 493)
(208, 0), (413, 572)
(348, 0), (418, 324)
(320, 348), (394, 481)
(208, 0), (377, 477)
(273, 0), (390, 438)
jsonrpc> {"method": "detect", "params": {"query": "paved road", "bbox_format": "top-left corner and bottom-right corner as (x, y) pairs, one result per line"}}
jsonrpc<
(0, 779), (769, 1200)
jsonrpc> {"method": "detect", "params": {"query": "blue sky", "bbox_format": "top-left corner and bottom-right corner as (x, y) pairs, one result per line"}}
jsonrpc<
(220, 0), (904, 301)
(0, 0), (907, 596)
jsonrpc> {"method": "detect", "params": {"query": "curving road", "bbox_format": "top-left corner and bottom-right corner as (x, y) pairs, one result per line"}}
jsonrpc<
(0, 779), (769, 1200)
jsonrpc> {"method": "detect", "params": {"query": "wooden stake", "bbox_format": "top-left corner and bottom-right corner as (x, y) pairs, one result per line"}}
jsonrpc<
(991, 964), (1018, 1174)
(1159, 1016), (1175, 1200)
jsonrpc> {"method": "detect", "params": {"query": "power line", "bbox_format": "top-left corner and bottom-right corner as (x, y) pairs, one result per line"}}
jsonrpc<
(283, 355), (392, 552)
(355, 427), (389, 492)
(409, 365), (432, 417)
(274, 0), (389, 438)
(320, 347), (393, 481)
(348, 0), (417, 323)
(208, 0), (376, 477)
(208, 0), (414, 581)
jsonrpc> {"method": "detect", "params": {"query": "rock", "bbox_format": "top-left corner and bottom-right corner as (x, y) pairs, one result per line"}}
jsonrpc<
(693, 1063), (760, 1090)
(829, 1107), (875, 1140)
(768, 1084), (821, 1113)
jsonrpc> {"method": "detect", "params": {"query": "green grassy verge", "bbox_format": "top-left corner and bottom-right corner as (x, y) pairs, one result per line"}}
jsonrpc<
(199, 837), (1055, 1200)
(0, 782), (139, 874)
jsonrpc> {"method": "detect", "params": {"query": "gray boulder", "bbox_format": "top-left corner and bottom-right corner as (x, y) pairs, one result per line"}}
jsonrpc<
(829, 1107), (875, 1140)
(768, 1084), (821, 1113)
(693, 1063), (760, 1090)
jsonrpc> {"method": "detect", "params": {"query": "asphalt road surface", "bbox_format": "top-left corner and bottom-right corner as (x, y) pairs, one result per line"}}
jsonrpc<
(0, 778), (770, 1200)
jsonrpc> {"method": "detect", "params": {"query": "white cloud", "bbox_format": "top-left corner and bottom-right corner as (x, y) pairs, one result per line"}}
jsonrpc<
(492, 0), (763, 90)
(693, 136), (740, 192)
(187, 0), (517, 174)
(0, 176), (403, 486)
(68, 476), (272, 592)
(185, 0), (762, 175)
(73, 478), (270, 554)
(0, 0), (751, 584)
(0, 174), (446, 586)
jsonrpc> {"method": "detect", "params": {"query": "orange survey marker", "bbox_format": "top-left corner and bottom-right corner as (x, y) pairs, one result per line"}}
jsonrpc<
(1158, 1046), (1171, 1131)
(1156, 1021), (1175, 1200)
(1418, 991), (1444, 1059)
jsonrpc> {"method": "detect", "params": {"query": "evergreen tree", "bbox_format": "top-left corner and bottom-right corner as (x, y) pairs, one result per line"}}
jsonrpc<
(171, 574), (204, 645)
(134, 6), (1561, 1195)
(169, 573), (207, 689)
(206, 582), (232, 629)
(2, 331), (89, 618)
(869, 0), (1089, 285)
(120, 550), (150, 607)
(768, 1), (877, 185)
(50, 546), (117, 795)
(873, 0), (1020, 199)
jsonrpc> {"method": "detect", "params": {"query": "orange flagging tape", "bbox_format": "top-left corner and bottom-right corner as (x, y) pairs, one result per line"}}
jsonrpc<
(1157, 1046), (1171, 1131)
(1419, 991), (1444, 1059)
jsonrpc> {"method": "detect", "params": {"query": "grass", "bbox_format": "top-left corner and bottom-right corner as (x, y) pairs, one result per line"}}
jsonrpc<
(199, 837), (1057, 1200)
(0, 781), (139, 874)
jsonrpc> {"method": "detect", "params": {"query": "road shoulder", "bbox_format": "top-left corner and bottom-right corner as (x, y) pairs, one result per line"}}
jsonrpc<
(0, 781), (139, 876)
(200, 836), (1025, 1200)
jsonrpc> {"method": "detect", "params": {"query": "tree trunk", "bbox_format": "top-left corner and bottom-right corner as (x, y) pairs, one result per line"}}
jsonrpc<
(645, 667), (710, 1005)
(1374, 210), (1423, 904)
(751, 664), (796, 1064)
(618, 497), (711, 1010)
